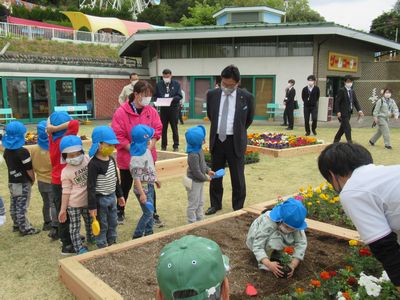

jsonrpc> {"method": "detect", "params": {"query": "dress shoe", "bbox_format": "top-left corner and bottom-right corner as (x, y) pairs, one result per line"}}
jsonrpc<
(312, 130), (317, 136)
(205, 207), (218, 215)
(161, 147), (167, 151)
(305, 132), (310, 136)
(385, 145), (393, 149)
(369, 140), (375, 146)
(286, 127), (293, 130)
(280, 123), (287, 126)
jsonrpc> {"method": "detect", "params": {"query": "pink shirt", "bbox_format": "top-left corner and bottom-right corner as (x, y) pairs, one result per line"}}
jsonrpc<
(61, 155), (89, 208)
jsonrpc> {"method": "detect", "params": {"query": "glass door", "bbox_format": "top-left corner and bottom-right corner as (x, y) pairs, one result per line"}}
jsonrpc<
(5, 78), (30, 119)
(55, 79), (75, 107)
(30, 79), (51, 119)
(255, 77), (275, 119)
(190, 77), (213, 119)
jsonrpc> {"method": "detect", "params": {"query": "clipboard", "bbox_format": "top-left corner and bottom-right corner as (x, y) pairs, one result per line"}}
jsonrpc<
(154, 98), (173, 107)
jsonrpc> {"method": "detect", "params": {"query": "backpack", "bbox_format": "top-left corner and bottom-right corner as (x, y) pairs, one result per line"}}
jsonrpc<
(371, 98), (384, 115)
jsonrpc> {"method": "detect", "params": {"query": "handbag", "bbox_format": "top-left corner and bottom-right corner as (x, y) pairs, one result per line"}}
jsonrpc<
(294, 100), (299, 110)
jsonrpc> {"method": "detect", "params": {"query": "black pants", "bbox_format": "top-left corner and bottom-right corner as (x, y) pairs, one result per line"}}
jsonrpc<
(304, 105), (318, 134)
(286, 104), (294, 129)
(334, 115), (352, 143)
(178, 105), (184, 124)
(52, 183), (72, 247)
(283, 108), (288, 125)
(209, 136), (246, 211)
(119, 169), (158, 217)
(160, 107), (179, 149)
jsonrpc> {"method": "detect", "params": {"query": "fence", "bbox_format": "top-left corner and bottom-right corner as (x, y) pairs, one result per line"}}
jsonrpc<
(0, 21), (127, 45)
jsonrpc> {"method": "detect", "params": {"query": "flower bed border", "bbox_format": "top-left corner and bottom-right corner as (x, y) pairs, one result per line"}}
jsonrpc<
(247, 143), (328, 158)
(59, 205), (360, 300)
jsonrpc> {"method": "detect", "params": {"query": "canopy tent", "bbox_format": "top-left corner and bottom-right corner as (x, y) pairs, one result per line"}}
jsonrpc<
(61, 11), (153, 37)
(7, 16), (73, 31)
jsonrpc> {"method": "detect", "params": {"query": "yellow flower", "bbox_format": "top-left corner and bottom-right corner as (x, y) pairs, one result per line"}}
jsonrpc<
(307, 202), (312, 206)
(315, 188), (322, 194)
(329, 200), (335, 204)
(319, 183), (325, 190)
(316, 200), (320, 204)
(349, 240), (358, 246)
(319, 194), (326, 200)
(295, 288), (305, 294)
(299, 187), (305, 193)
(307, 192), (313, 198)
(345, 265), (353, 272)
(333, 196), (340, 202)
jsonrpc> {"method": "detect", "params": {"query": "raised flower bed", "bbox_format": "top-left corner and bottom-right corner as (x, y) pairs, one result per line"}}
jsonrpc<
(59, 206), (364, 300)
(204, 147), (260, 166)
(247, 132), (327, 158)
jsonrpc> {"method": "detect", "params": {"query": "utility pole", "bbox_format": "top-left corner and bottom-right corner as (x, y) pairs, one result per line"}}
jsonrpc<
(284, 0), (289, 23)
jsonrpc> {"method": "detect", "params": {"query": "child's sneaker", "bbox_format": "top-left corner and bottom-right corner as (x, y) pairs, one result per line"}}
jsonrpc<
(20, 228), (41, 236)
(153, 215), (164, 228)
(117, 215), (124, 225)
(61, 244), (75, 256)
(78, 247), (88, 255)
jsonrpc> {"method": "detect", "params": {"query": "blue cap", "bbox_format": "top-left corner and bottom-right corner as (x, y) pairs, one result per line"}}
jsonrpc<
(37, 120), (49, 151)
(185, 125), (206, 154)
(49, 111), (72, 141)
(269, 198), (307, 230)
(59, 135), (83, 163)
(89, 126), (119, 157)
(2, 121), (27, 150)
(130, 124), (154, 156)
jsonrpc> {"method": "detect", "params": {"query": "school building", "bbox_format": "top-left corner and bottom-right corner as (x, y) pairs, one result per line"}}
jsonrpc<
(0, 6), (399, 122)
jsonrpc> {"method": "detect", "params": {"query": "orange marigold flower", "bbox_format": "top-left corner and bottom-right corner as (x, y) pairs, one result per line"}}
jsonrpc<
(342, 292), (352, 300)
(310, 279), (321, 287)
(345, 265), (353, 272)
(320, 271), (331, 280)
(295, 287), (305, 294)
(283, 246), (294, 255)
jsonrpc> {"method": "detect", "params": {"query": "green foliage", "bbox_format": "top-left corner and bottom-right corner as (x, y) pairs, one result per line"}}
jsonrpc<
(180, 1), (220, 27)
(137, 4), (172, 26)
(285, 0), (325, 23)
(370, 11), (400, 41)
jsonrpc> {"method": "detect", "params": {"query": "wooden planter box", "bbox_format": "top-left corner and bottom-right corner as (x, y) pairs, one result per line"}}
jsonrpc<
(154, 151), (187, 181)
(247, 143), (328, 158)
(59, 206), (360, 300)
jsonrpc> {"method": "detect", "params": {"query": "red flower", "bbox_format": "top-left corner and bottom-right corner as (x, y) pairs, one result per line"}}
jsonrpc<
(320, 271), (331, 280)
(329, 271), (337, 277)
(359, 248), (372, 256)
(347, 277), (357, 286)
(283, 246), (294, 255)
(310, 279), (321, 287)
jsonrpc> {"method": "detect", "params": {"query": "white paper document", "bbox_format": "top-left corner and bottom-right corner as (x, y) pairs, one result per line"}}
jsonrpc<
(155, 97), (173, 107)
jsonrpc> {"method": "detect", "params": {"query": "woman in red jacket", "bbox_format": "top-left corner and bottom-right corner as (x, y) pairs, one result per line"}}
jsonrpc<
(112, 80), (163, 225)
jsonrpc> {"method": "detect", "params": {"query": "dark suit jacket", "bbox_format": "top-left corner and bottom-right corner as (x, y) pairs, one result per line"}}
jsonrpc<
(335, 87), (361, 118)
(284, 87), (296, 109)
(301, 86), (320, 107)
(207, 88), (255, 158)
(154, 79), (182, 109)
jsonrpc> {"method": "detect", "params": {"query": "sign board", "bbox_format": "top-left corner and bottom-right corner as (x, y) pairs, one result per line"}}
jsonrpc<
(328, 52), (358, 73)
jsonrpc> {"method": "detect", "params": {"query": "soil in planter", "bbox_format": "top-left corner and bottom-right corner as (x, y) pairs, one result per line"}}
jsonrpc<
(156, 151), (186, 161)
(83, 214), (349, 300)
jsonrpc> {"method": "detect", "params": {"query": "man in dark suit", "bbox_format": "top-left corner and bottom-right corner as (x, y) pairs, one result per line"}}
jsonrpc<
(205, 65), (255, 215)
(334, 75), (364, 143)
(284, 79), (296, 130)
(301, 75), (320, 136)
(155, 69), (182, 151)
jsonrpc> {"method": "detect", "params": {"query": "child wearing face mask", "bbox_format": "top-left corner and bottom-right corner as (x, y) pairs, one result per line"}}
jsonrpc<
(59, 135), (93, 254)
(246, 198), (308, 278)
(369, 88), (399, 149)
(87, 126), (126, 248)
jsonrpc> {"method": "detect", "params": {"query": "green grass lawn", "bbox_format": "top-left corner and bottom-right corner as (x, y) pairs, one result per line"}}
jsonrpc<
(1, 121), (399, 299)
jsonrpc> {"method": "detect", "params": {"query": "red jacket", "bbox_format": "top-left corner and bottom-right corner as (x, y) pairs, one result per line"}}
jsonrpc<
(112, 102), (162, 170)
(49, 120), (79, 184)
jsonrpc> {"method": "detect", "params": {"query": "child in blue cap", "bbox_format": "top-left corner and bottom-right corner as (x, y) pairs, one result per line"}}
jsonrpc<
(88, 126), (126, 248)
(30, 120), (58, 235)
(59, 135), (93, 254)
(2, 121), (40, 235)
(130, 124), (161, 239)
(246, 198), (308, 278)
(184, 125), (215, 223)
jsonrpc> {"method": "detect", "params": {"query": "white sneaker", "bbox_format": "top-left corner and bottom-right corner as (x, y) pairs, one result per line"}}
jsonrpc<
(0, 215), (6, 226)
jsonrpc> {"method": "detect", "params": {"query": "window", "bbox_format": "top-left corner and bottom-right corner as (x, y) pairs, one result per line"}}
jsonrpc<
(6, 79), (29, 119)
(192, 38), (233, 58)
(234, 37), (276, 57)
(160, 40), (190, 59)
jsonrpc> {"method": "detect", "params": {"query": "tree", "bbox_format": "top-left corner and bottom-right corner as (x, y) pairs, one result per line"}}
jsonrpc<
(370, 11), (400, 41)
(180, 1), (221, 26)
(285, 0), (325, 23)
(137, 4), (172, 26)
(394, 0), (400, 13)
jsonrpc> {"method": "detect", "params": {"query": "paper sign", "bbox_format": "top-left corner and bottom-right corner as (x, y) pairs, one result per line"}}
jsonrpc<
(155, 98), (173, 107)
(328, 52), (358, 73)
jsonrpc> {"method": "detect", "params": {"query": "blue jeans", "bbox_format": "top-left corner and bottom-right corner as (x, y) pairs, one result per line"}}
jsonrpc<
(96, 193), (118, 248)
(133, 184), (154, 238)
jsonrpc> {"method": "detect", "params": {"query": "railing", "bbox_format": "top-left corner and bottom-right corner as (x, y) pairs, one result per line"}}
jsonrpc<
(0, 21), (127, 45)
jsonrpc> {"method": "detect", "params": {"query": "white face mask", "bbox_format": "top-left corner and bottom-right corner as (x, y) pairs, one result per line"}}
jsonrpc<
(308, 81), (314, 87)
(287, 83), (293, 88)
(384, 93), (392, 99)
(66, 154), (84, 166)
(279, 224), (295, 234)
(163, 77), (171, 84)
(345, 83), (353, 88)
(140, 96), (152, 106)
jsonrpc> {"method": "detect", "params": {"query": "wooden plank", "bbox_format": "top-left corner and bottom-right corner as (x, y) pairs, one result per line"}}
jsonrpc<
(306, 218), (361, 241)
(59, 258), (123, 300)
(247, 143), (328, 158)
(156, 156), (187, 181)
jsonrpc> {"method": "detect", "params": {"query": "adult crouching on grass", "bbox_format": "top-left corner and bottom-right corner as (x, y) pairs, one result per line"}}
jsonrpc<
(318, 142), (400, 291)
(112, 80), (163, 226)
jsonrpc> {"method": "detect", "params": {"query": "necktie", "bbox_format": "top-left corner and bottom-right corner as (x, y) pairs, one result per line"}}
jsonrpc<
(219, 95), (230, 142)
(348, 90), (353, 110)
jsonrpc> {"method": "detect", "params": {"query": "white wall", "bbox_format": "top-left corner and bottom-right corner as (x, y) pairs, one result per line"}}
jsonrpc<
(149, 56), (313, 106)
